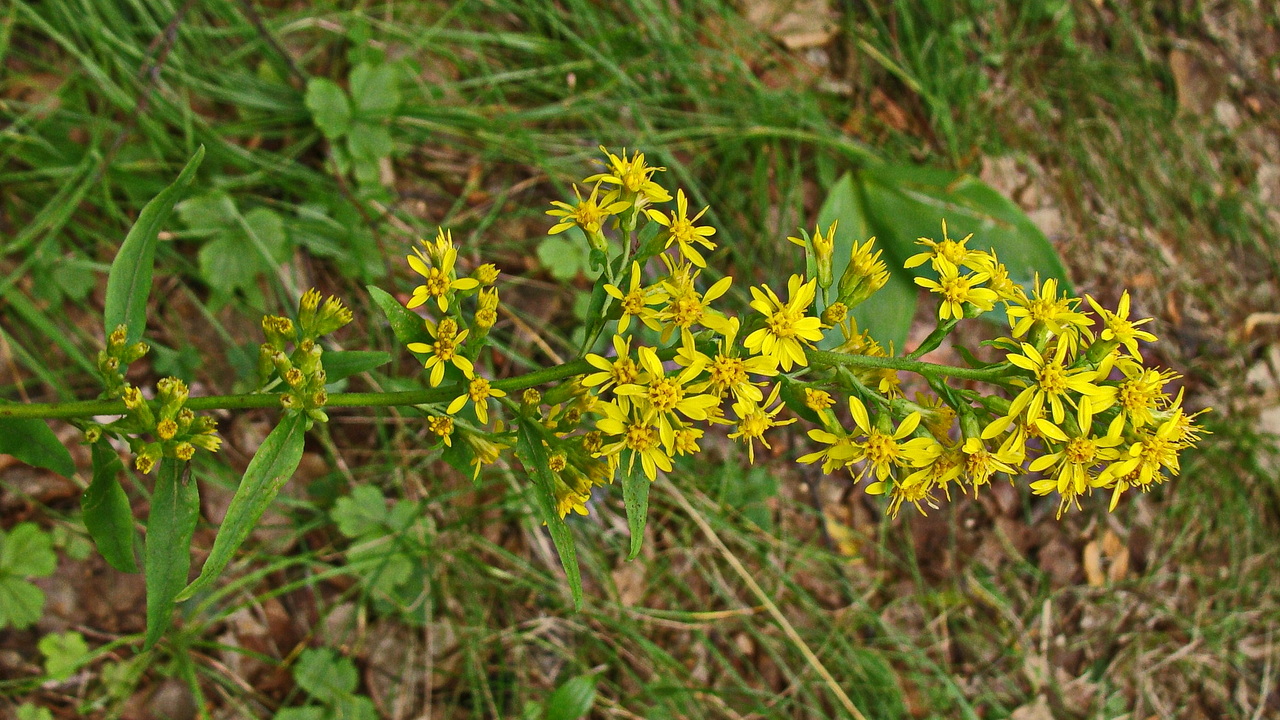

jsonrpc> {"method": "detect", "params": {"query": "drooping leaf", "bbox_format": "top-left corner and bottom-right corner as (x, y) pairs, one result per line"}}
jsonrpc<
(144, 459), (200, 650)
(178, 413), (306, 601)
(543, 673), (598, 720)
(304, 77), (352, 139)
(321, 350), (391, 382)
(514, 419), (583, 609)
(619, 451), (650, 561)
(104, 146), (205, 344)
(82, 440), (139, 573)
(0, 414), (76, 478)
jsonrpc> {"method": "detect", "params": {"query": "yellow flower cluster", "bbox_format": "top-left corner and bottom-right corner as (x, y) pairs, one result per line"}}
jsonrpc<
(395, 148), (1207, 521)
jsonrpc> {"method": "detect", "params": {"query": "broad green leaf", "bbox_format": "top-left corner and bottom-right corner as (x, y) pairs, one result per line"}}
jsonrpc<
(273, 708), (326, 720)
(368, 285), (429, 346)
(293, 647), (358, 703)
(39, 630), (89, 681)
(543, 674), (598, 720)
(349, 62), (400, 117)
(321, 350), (391, 382)
(0, 580), (44, 630)
(83, 441), (139, 573)
(334, 696), (378, 720)
(860, 163), (1071, 294)
(514, 419), (583, 609)
(0, 522), (57, 577)
(619, 451), (649, 561)
(346, 120), (393, 161)
(144, 459), (199, 650)
(0, 415), (76, 478)
(816, 173), (916, 351)
(332, 485), (388, 538)
(179, 413), (306, 601)
(16, 704), (54, 720)
(304, 77), (352, 139)
(197, 206), (290, 295)
(105, 146), (205, 344)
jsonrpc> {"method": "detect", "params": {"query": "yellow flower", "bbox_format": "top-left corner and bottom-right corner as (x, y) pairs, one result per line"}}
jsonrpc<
(585, 146), (672, 207)
(1085, 291), (1157, 358)
(848, 396), (939, 484)
(678, 317), (776, 404)
(837, 235), (891, 308)
(1006, 341), (1115, 426)
(1028, 411), (1126, 516)
(727, 384), (795, 463)
(1005, 276), (1092, 350)
(1094, 409), (1185, 510)
(595, 400), (673, 481)
(427, 415), (454, 446)
(886, 443), (961, 516)
(646, 189), (717, 267)
(903, 220), (989, 272)
(971, 250), (1026, 304)
(604, 262), (666, 334)
(546, 183), (631, 235)
(959, 437), (1021, 492)
(804, 388), (835, 411)
(797, 427), (863, 474)
(744, 275), (825, 371)
(656, 258), (733, 341)
(616, 346), (720, 448)
(407, 317), (474, 387)
(1115, 363), (1178, 428)
(583, 334), (640, 395)
(407, 230), (481, 313)
(447, 376), (507, 425)
(914, 258), (998, 321)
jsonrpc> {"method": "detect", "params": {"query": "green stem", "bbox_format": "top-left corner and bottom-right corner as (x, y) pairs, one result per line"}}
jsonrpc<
(0, 349), (1010, 421)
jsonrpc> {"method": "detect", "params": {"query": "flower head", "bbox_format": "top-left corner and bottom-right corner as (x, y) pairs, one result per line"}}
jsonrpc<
(1086, 291), (1157, 358)
(546, 183), (630, 236)
(604, 262), (666, 334)
(447, 376), (507, 425)
(727, 384), (795, 463)
(585, 147), (672, 207)
(407, 317), (474, 387)
(903, 220), (989, 272)
(913, 259), (998, 320)
(407, 230), (481, 313)
(647, 189), (716, 267)
(743, 275), (825, 371)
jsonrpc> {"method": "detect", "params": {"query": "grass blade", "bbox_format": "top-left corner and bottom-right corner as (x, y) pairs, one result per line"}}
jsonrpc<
(83, 440), (139, 573)
(178, 412), (306, 602)
(144, 459), (199, 650)
(104, 146), (205, 344)
(514, 418), (583, 609)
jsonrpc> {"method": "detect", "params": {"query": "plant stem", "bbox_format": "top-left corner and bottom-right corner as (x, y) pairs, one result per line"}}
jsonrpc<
(0, 349), (1009, 420)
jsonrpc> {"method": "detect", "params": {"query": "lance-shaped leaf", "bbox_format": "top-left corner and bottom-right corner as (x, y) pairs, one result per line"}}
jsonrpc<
(368, 285), (430, 346)
(82, 440), (138, 573)
(178, 412), (306, 602)
(514, 418), (583, 609)
(321, 350), (392, 382)
(619, 451), (650, 561)
(0, 413), (76, 479)
(105, 146), (205, 344)
(144, 459), (200, 650)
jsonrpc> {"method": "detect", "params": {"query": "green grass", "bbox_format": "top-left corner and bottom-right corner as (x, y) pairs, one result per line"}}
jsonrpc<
(3, 0), (1279, 718)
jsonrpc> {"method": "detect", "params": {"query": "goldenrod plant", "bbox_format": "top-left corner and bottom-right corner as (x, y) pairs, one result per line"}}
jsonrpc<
(0, 146), (1206, 642)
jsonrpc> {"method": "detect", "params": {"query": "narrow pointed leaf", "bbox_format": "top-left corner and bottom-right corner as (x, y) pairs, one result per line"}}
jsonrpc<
(368, 285), (430, 346)
(82, 441), (138, 573)
(321, 350), (392, 382)
(619, 451), (649, 561)
(144, 459), (199, 650)
(514, 419), (583, 609)
(105, 146), (205, 344)
(178, 413), (306, 601)
(0, 414), (75, 478)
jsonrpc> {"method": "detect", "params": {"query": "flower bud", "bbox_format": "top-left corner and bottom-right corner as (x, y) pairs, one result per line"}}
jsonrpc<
(812, 220), (836, 291)
(298, 288), (322, 334)
(313, 295), (354, 337)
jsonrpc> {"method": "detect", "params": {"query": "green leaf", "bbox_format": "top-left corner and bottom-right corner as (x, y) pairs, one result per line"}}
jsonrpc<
(0, 415), (76, 478)
(368, 285), (429, 346)
(273, 708), (326, 720)
(514, 419), (583, 610)
(543, 673), (597, 720)
(39, 630), (89, 681)
(860, 163), (1071, 294)
(349, 62), (400, 117)
(817, 172), (917, 351)
(0, 579), (44, 630)
(321, 351), (391, 382)
(334, 695), (378, 720)
(16, 704), (54, 720)
(304, 77), (352, 139)
(346, 120), (393, 161)
(332, 485), (388, 538)
(179, 413), (306, 602)
(144, 459), (200, 650)
(293, 647), (358, 703)
(619, 451), (649, 561)
(0, 522), (57, 578)
(537, 233), (595, 281)
(196, 204), (290, 295)
(82, 440), (139, 573)
(104, 146), (205, 344)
